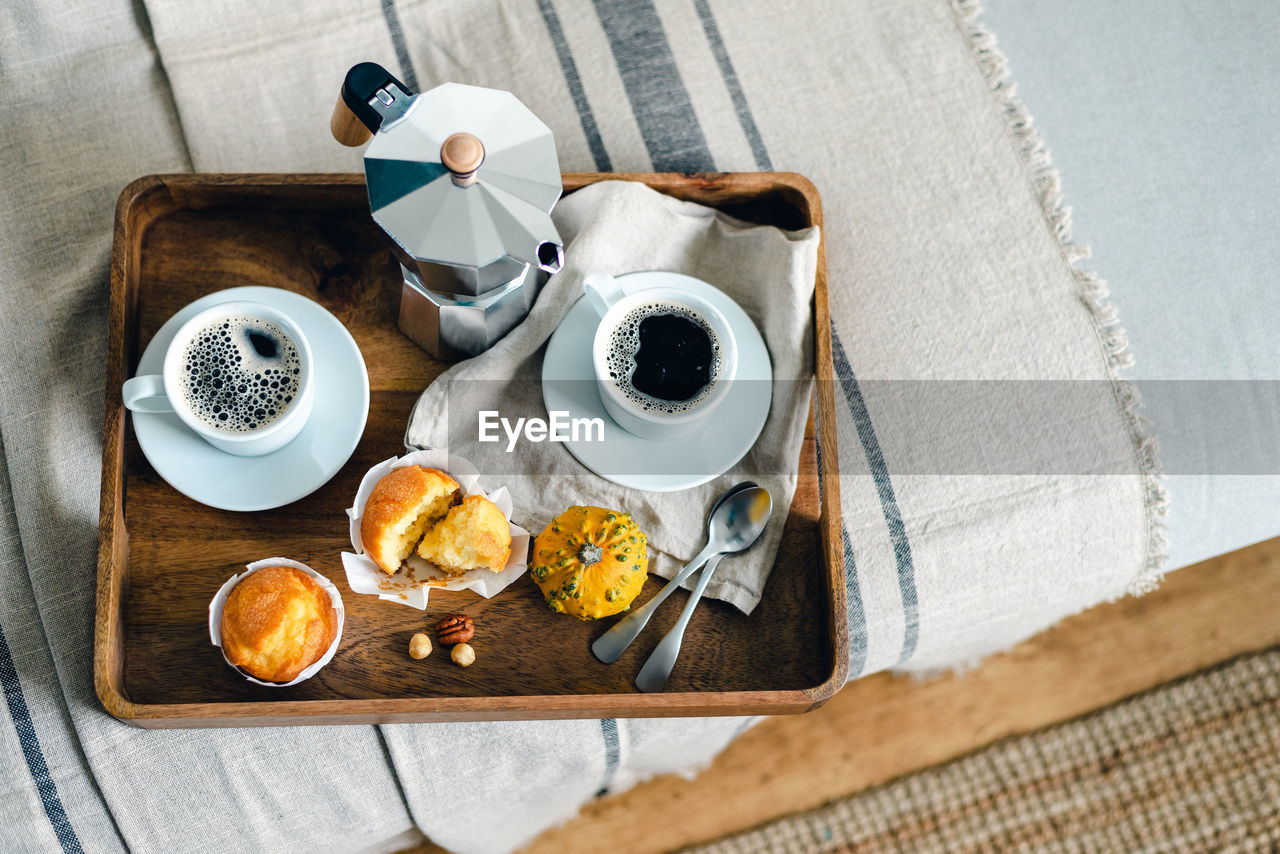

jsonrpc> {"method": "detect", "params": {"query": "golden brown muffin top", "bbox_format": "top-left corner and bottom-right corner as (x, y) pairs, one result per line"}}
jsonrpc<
(220, 566), (337, 683)
(360, 466), (462, 574)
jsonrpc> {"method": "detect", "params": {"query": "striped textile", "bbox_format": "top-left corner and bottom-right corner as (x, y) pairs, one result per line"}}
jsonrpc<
(0, 0), (1159, 852)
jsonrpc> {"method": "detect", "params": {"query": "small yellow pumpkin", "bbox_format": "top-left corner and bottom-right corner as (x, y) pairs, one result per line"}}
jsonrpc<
(531, 506), (648, 620)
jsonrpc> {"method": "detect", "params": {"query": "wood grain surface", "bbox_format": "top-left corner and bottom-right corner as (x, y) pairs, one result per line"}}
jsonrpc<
(95, 173), (847, 726)
(388, 536), (1280, 854)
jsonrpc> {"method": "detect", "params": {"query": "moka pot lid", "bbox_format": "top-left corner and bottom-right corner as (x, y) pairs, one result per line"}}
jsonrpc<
(363, 82), (563, 274)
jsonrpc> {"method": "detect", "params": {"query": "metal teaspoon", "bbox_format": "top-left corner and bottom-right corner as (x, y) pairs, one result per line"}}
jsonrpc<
(591, 481), (759, 664)
(635, 486), (772, 692)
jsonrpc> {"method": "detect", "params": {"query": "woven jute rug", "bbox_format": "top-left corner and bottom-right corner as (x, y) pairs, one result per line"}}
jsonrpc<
(683, 648), (1280, 853)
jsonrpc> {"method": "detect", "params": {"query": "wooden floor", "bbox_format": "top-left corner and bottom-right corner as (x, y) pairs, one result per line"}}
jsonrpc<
(407, 536), (1280, 854)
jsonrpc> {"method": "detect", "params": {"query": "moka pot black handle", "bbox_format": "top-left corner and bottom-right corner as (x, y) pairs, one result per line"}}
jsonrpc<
(331, 62), (414, 146)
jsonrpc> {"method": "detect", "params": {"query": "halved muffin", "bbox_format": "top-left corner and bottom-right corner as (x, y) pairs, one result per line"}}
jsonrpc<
(360, 466), (462, 574)
(416, 494), (512, 576)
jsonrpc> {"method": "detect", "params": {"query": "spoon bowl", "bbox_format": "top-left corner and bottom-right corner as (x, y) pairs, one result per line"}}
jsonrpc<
(705, 486), (772, 554)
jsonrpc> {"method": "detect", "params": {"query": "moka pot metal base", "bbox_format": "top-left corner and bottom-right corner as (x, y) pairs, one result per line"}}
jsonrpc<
(397, 262), (545, 361)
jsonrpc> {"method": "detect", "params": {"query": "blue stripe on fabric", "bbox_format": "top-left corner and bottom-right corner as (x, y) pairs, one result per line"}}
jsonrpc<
(690, 0), (773, 171)
(590, 0), (715, 172)
(0, 620), (83, 853)
(840, 524), (869, 676)
(829, 323), (920, 664)
(731, 715), (760, 740)
(537, 0), (613, 172)
(596, 718), (621, 796)
(379, 0), (421, 94)
(816, 428), (867, 678)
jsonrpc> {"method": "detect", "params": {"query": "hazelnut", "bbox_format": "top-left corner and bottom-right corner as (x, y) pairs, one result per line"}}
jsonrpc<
(451, 642), (475, 667)
(409, 633), (432, 660)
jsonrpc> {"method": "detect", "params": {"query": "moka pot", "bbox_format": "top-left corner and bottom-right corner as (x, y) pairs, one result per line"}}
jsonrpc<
(332, 63), (564, 360)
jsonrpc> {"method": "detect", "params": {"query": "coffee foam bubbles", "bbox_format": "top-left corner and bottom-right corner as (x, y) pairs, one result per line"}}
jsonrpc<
(605, 301), (720, 414)
(178, 315), (302, 433)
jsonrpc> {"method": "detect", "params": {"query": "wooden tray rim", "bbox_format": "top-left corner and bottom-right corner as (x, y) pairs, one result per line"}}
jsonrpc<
(95, 172), (847, 727)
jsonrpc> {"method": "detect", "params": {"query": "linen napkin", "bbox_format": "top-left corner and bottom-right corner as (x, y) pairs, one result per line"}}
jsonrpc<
(405, 180), (819, 613)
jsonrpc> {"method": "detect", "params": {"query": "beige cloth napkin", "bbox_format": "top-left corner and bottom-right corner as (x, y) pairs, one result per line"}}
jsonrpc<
(405, 180), (819, 613)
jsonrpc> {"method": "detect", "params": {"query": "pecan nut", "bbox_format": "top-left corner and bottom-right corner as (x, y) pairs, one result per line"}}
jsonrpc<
(435, 614), (475, 645)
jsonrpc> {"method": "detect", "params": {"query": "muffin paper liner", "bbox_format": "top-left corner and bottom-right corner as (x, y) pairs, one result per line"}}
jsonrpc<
(341, 448), (531, 609)
(208, 557), (346, 688)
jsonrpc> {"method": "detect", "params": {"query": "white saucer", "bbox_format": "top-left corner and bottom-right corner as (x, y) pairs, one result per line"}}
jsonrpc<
(131, 286), (369, 512)
(542, 271), (772, 492)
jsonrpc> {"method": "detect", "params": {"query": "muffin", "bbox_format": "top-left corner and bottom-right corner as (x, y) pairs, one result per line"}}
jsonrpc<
(220, 565), (338, 683)
(416, 494), (512, 576)
(361, 465), (462, 574)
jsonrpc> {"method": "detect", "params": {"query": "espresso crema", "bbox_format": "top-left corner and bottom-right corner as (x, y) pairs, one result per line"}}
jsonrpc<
(178, 315), (302, 433)
(605, 301), (720, 414)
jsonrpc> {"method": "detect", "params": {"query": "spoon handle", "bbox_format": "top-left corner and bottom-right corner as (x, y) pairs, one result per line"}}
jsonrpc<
(591, 543), (717, 664)
(634, 553), (725, 693)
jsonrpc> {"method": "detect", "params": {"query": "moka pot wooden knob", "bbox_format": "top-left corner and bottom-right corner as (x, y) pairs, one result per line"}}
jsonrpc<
(441, 133), (485, 186)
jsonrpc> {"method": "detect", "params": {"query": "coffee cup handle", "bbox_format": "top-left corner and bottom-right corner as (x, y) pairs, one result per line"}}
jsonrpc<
(122, 375), (175, 414)
(583, 271), (625, 318)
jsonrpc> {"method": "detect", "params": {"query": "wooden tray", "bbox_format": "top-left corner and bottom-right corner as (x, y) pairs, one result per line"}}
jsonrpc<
(96, 172), (846, 727)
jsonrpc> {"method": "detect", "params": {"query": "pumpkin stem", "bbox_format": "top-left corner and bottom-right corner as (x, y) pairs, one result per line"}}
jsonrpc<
(577, 543), (603, 566)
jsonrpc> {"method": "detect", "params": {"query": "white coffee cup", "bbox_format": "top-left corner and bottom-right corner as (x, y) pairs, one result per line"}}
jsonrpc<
(122, 300), (315, 457)
(583, 271), (738, 440)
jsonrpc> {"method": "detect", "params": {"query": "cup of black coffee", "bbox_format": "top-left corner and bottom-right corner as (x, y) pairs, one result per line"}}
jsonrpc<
(122, 300), (315, 456)
(583, 271), (738, 440)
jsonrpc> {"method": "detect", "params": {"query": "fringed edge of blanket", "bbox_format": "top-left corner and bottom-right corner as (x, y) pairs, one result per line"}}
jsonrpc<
(950, 0), (1169, 593)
